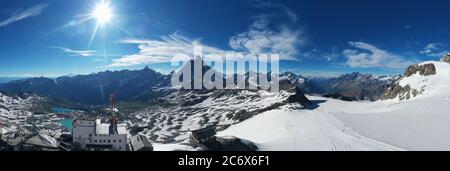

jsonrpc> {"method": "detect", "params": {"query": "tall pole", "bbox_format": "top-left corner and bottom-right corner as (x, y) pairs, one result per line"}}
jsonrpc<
(109, 93), (117, 134)
(110, 93), (115, 118)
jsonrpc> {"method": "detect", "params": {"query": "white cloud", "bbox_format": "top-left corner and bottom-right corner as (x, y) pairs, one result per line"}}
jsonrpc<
(343, 42), (415, 69)
(51, 47), (96, 57)
(111, 33), (229, 67)
(229, 16), (304, 61)
(420, 43), (448, 57)
(111, 2), (304, 67)
(112, 21), (304, 67)
(0, 4), (48, 27)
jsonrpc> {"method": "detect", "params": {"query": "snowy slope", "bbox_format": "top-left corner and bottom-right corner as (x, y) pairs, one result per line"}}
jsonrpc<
(219, 88), (450, 151)
(130, 60), (450, 151)
(214, 61), (450, 151)
(384, 61), (450, 101)
(330, 95), (450, 151)
(397, 61), (450, 99)
(218, 102), (402, 151)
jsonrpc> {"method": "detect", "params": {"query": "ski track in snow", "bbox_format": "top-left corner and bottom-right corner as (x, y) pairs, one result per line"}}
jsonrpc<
(218, 99), (403, 151)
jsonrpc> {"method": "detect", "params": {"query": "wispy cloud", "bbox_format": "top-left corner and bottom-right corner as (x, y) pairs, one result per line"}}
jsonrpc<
(343, 42), (416, 69)
(229, 15), (304, 61)
(111, 33), (229, 67)
(112, 20), (304, 67)
(0, 4), (48, 27)
(51, 47), (97, 57)
(420, 43), (448, 57)
(250, 0), (298, 22)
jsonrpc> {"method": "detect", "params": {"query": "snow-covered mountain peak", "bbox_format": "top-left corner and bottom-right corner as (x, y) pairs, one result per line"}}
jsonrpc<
(280, 71), (306, 83)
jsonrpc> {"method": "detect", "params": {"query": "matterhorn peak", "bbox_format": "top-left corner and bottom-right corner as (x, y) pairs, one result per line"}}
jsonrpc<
(143, 65), (151, 71)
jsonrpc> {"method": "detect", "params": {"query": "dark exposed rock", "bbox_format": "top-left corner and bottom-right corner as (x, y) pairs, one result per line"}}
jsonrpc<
(129, 125), (145, 136)
(384, 84), (414, 100)
(384, 62), (437, 100)
(404, 63), (436, 77)
(201, 136), (258, 151)
(233, 109), (253, 122)
(441, 53), (450, 63)
(279, 79), (311, 106)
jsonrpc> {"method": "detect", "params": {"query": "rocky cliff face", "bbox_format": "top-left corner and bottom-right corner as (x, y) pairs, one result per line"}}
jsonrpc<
(384, 84), (415, 100)
(441, 53), (450, 63)
(404, 63), (436, 77)
(384, 63), (437, 100)
(384, 52), (450, 101)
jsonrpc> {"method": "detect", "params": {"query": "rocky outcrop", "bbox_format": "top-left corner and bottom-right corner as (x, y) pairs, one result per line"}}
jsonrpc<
(404, 63), (436, 77)
(384, 84), (420, 100)
(384, 62), (437, 100)
(441, 53), (450, 63)
(279, 79), (312, 106)
(204, 136), (258, 151)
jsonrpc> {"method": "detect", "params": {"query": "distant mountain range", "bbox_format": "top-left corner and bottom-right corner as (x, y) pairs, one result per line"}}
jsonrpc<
(0, 66), (173, 105)
(281, 71), (401, 101)
(0, 63), (401, 105)
(0, 77), (23, 83)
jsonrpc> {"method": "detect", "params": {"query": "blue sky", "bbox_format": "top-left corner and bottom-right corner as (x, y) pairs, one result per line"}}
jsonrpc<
(0, 0), (449, 77)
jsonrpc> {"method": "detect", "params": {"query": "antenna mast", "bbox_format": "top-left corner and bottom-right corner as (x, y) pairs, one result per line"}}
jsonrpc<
(109, 93), (118, 134)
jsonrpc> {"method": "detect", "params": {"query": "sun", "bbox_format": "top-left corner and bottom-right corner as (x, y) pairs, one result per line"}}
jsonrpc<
(92, 2), (113, 25)
(87, 0), (117, 46)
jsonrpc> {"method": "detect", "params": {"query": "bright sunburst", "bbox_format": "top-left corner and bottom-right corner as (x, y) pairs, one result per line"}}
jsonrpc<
(92, 1), (113, 25)
(87, 1), (116, 47)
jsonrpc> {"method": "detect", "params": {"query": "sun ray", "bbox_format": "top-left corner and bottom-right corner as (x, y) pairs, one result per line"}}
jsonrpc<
(88, 22), (100, 48)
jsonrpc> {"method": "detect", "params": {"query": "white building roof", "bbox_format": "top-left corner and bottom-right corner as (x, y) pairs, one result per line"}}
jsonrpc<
(94, 119), (127, 135)
(117, 124), (127, 134)
(96, 123), (110, 135)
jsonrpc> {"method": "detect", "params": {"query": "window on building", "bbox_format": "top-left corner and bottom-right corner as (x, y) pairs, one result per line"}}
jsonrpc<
(89, 134), (92, 137)
(95, 140), (97, 143)
(108, 140), (110, 143)
(113, 140), (116, 142)
(119, 140), (122, 142)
